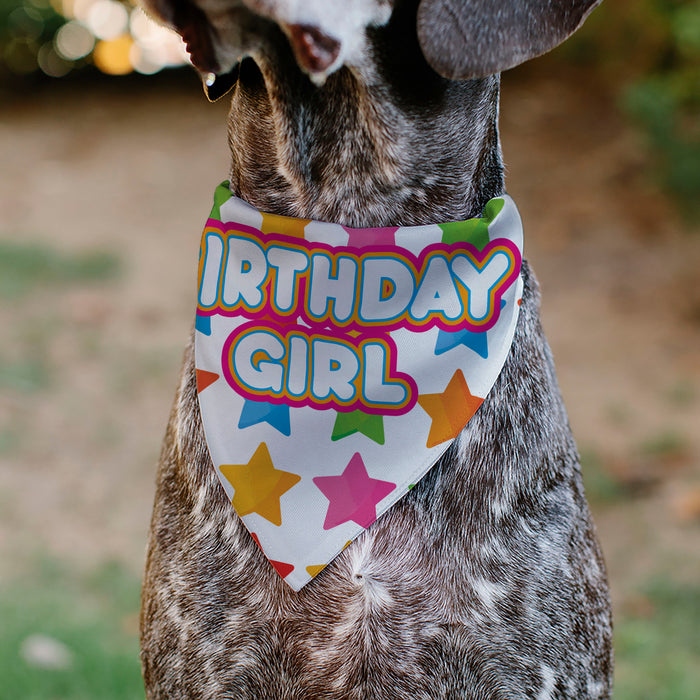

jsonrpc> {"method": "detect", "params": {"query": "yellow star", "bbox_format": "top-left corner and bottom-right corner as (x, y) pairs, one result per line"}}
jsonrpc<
(306, 564), (326, 578)
(417, 370), (484, 448)
(219, 443), (301, 526)
(260, 212), (310, 239)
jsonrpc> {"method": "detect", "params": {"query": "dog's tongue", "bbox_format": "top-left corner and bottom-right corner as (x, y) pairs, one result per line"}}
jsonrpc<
(287, 24), (341, 74)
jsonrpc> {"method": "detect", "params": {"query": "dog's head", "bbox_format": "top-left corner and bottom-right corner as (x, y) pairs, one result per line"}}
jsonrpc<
(141, 0), (602, 97)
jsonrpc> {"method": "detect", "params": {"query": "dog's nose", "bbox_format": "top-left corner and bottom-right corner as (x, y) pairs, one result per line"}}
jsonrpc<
(286, 24), (341, 74)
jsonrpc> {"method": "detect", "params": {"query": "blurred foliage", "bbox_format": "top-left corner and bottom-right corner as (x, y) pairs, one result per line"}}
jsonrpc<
(0, 0), (185, 82)
(563, 0), (700, 218)
(1, 0), (87, 78)
(621, 3), (699, 219)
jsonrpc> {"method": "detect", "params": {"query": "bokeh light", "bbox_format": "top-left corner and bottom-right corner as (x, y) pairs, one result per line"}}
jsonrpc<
(9, 5), (44, 40)
(4, 35), (39, 74)
(37, 40), (72, 76)
(55, 21), (94, 60)
(92, 33), (132, 74)
(1, 0), (190, 79)
(129, 6), (187, 74)
(85, 0), (129, 41)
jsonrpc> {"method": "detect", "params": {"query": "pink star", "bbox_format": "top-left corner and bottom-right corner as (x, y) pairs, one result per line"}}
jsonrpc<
(342, 226), (399, 248)
(313, 453), (396, 530)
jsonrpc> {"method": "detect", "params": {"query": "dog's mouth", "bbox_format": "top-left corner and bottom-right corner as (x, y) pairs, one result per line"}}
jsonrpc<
(284, 23), (342, 76)
(200, 20), (342, 100)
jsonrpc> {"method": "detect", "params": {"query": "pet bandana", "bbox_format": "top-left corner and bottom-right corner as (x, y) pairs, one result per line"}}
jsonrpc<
(195, 182), (524, 590)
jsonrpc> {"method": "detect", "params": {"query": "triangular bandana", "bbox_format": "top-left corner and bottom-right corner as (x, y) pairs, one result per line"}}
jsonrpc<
(195, 182), (524, 590)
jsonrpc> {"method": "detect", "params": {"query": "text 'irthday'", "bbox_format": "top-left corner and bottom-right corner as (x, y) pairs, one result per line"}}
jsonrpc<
(198, 221), (520, 414)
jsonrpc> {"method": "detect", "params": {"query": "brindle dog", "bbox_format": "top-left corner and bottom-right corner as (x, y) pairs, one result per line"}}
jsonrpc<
(138, 0), (613, 697)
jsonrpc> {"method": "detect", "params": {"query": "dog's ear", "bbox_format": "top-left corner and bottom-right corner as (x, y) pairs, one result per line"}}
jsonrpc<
(416, 0), (602, 80)
(140, 0), (237, 100)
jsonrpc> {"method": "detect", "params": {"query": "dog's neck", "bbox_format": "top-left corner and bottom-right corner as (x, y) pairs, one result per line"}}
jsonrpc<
(225, 10), (504, 228)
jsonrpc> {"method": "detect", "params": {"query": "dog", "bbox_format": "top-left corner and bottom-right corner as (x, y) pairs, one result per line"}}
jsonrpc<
(139, 0), (614, 697)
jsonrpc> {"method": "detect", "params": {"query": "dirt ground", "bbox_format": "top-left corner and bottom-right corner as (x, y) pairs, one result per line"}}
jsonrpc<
(0, 65), (698, 620)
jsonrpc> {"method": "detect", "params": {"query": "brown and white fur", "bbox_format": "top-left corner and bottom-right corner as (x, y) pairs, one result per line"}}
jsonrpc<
(138, 0), (614, 697)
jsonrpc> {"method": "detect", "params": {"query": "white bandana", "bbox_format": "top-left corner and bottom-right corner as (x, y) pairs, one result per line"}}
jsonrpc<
(194, 182), (524, 590)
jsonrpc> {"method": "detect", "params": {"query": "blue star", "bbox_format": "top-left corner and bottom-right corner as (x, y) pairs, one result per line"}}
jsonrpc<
(434, 299), (506, 359)
(238, 400), (291, 436)
(435, 327), (488, 358)
(195, 313), (211, 336)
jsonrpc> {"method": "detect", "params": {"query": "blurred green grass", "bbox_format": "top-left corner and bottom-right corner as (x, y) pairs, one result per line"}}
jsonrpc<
(0, 240), (121, 300)
(615, 580), (700, 700)
(0, 238), (120, 400)
(0, 237), (122, 458)
(0, 559), (143, 700)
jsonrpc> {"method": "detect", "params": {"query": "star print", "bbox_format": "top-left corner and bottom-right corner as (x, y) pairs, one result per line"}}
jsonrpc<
(306, 564), (326, 578)
(331, 410), (385, 444)
(270, 559), (294, 578)
(238, 400), (291, 436)
(438, 198), (504, 250)
(195, 312), (211, 336)
(220, 443), (300, 526)
(439, 219), (489, 250)
(209, 182), (233, 221)
(250, 533), (295, 579)
(313, 453), (396, 530)
(434, 327), (488, 359)
(417, 369), (484, 448)
(434, 299), (506, 359)
(261, 212), (310, 238)
(196, 369), (219, 393)
(343, 226), (399, 248)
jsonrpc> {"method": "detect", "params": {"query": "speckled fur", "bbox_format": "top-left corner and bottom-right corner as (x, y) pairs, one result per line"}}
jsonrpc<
(139, 0), (613, 697)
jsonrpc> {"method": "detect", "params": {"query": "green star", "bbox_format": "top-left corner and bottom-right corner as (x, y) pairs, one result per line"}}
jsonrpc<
(331, 410), (385, 445)
(439, 197), (504, 251)
(210, 181), (232, 220)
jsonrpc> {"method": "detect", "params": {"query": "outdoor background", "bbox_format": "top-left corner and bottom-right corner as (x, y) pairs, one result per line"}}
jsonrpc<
(1, 0), (698, 697)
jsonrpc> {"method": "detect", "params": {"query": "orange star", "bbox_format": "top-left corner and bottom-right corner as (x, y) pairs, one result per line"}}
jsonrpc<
(260, 212), (310, 239)
(195, 369), (219, 393)
(417, 370), (484, 448)
(219, 443), (301, 526)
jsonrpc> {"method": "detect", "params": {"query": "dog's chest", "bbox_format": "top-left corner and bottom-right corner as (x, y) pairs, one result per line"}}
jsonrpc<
(142, 265), (610, 698)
